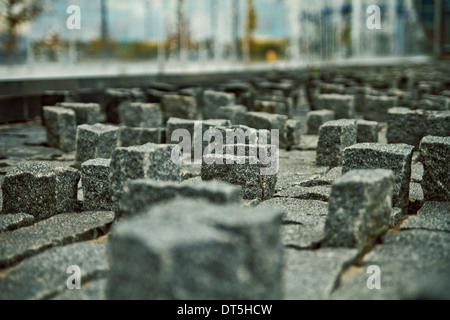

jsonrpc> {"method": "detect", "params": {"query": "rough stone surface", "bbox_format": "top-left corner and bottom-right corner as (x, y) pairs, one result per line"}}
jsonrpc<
(357, 119), (378, 143)
(260, 198), (329, 220)
(419, 136), (450, 201)
(43, 107), (77, 152)
(332, 230), (450, 300)
(201, 154), (277, 201)
(118, 127), (162, 147)
(280, 216), (326, 249)
(421, 94), (450, 110)
(0, 211), (114, 268)
(387, 108), (449, 148)
(343, 143), (414, 213)
(56, 102), (101, 125)
(306, 110), (335, 135)
(104, 89), (132, 124)
(286, 120), (301, 149)
(316, 119), (357, 167)
(203, 90), (236, 119)
(81, 159), (113, 211)
(401, 202), (450, 232)
(0, 213), (34, 233)
(318, 94), (355, 119)
(274, 185), (331, 202)
(254, 100), (289, 116)
(52, 278), (107, 300)
(284, 248), (358, 300)
(107, 199), (283, 300)
(323, 169), (394, 250)
(242, 112), (288, 149)
(119, 102), (163, 128)
(75, 124), (119, 164)
(0, 242), (108, 300)
(1, 162), (80, 219)
(166, 117), (196, 145)
(109, 143), (181, 202)
(364, 95), (398, 122)
(216, 105), (247, 124)
(161, 95), (198, 122)
(120, 179), (241, 215)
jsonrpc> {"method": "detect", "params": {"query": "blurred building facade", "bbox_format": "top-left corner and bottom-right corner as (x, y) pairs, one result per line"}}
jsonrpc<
(0, 0), (447, 75)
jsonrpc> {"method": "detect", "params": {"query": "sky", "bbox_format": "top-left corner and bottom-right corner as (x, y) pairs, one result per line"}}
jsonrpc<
(27, 0), (290, 42)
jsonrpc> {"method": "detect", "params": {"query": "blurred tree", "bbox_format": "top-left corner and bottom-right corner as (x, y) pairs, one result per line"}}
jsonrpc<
(0, 0), (45, 59)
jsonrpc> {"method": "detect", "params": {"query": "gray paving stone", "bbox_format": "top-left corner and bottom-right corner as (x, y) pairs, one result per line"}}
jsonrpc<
(420, 136), (450, 201)
(323, 169), (394, 250)
(318, 94), (355, 119)
(216, 105), (247, 124)
(43, 107), (77, 152)
(241, 112), (288, 149)
(118, 127), (162, 147)
(254, 100), (289, 116)
(201, 154), (277, 201)
(306, 110), (335, 135)
(161, 95), (198, 122)
(296, 135), (319, 151)
(343, 143), (414, 213)
(280, 216), (326, 249)
(1, 162), (80, 219)
(401, 202), (450, 232)
(345, 86), (370, 113)
(75, 124), (119, 164)
(81, 159), (113, 211)
(319, 83), (345, 94)
(426, 110), (450, 137)
(166, 117), (196, 145)
(421, 94), (450, 110)
(56, 102), (101, 125)
(283, 248), (359, 300)
(357, 119), (378, 143)
(107, 199), (283, 300)
(298, 167), (343, 187)
(286, 120), (301, 149)
(109, 143), (181, 202)
(203, 90), (236, 119)
(260, 198), (329, 220)
(365, 95), (398, 122)
(386, 108), (449, 149)
(0, 211), (114, 268)
(332, 230), (450, 300)
(120, 179), (241, 215)
(0, 242), (108, 300)
(52, 278), (107, 300)
(316, 119), (357, 167)
(119, 102), (163, 128)
(104, 89), (133, 124)
(0, 213), (34, 233)
(398, 274), (450, 300)
(274, 185), (331, 202)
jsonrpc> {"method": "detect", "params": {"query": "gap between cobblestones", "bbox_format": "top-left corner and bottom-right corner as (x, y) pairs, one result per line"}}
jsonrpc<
(330, 207), (421, 295)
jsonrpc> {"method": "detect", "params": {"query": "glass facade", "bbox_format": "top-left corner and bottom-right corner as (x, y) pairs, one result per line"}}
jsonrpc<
(0, 0), (439, 79)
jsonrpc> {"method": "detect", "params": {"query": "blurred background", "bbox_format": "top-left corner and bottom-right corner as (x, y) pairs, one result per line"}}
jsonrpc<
(0, 0), (449, 78)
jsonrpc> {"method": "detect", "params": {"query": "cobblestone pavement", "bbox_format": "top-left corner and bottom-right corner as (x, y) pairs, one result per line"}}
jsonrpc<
(0, 66), (449, 299)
